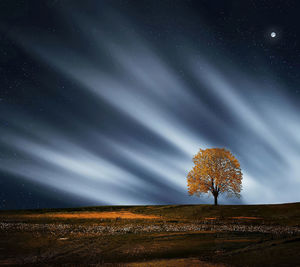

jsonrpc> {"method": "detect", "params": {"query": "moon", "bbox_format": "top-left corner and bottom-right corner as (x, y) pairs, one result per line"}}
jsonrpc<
(271, 32), (276, 38)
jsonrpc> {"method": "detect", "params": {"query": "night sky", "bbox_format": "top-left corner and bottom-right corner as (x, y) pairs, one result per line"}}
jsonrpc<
(1, 0), (300, 210)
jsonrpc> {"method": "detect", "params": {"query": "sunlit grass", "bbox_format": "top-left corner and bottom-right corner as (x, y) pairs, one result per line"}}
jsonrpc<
(21, 211), (161, 220)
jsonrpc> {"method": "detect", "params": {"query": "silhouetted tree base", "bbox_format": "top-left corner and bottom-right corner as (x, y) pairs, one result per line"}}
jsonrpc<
(214, 196), (218, 206)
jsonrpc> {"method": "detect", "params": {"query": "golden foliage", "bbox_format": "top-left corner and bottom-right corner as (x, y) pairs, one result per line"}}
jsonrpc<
(187, 148), (242, 201)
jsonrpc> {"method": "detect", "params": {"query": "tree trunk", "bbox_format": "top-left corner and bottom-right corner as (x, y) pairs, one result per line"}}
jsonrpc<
(214, 195), (218, 205)
(213, 192), (218, 206)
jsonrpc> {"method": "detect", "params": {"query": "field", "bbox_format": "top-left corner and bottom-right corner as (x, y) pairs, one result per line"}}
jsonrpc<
(1, 203), (300, 266)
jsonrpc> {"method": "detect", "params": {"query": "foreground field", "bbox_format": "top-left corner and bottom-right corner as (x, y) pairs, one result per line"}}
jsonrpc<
(1, 203), (300, 266)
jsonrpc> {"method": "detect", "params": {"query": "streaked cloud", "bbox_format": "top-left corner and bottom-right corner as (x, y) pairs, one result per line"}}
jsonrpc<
(1, 4), (299, 208)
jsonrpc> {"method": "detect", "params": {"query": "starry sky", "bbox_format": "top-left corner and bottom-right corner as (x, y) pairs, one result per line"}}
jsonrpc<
(1, 0), (300, 210)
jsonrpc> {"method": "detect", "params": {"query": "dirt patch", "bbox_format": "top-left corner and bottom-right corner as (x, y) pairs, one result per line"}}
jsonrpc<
(125, 257), (227, 267)
(216, 239), (257, 243)
(152, 231), (217, 237)
(204, 217), (262, 220)
(22, 211), (160, 220)
(0, 259), (20, 265)
(230, 217), (262, 220)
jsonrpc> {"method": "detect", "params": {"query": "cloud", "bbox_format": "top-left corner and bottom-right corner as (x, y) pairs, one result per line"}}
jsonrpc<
(1, 5), (299, 207)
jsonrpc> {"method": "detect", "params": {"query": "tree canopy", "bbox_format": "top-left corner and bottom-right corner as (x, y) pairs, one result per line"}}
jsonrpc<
(187, 148), (242, 205)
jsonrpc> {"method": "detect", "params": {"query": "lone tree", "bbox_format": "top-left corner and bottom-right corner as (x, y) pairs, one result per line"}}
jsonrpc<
(187, 148), (242, 205)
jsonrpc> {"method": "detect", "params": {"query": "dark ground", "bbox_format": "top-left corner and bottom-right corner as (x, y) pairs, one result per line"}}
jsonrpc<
(0, 203), (300, 266)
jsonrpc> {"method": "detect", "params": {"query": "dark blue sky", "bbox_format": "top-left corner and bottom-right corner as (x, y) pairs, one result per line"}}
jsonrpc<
(1, 0), (300, 209)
